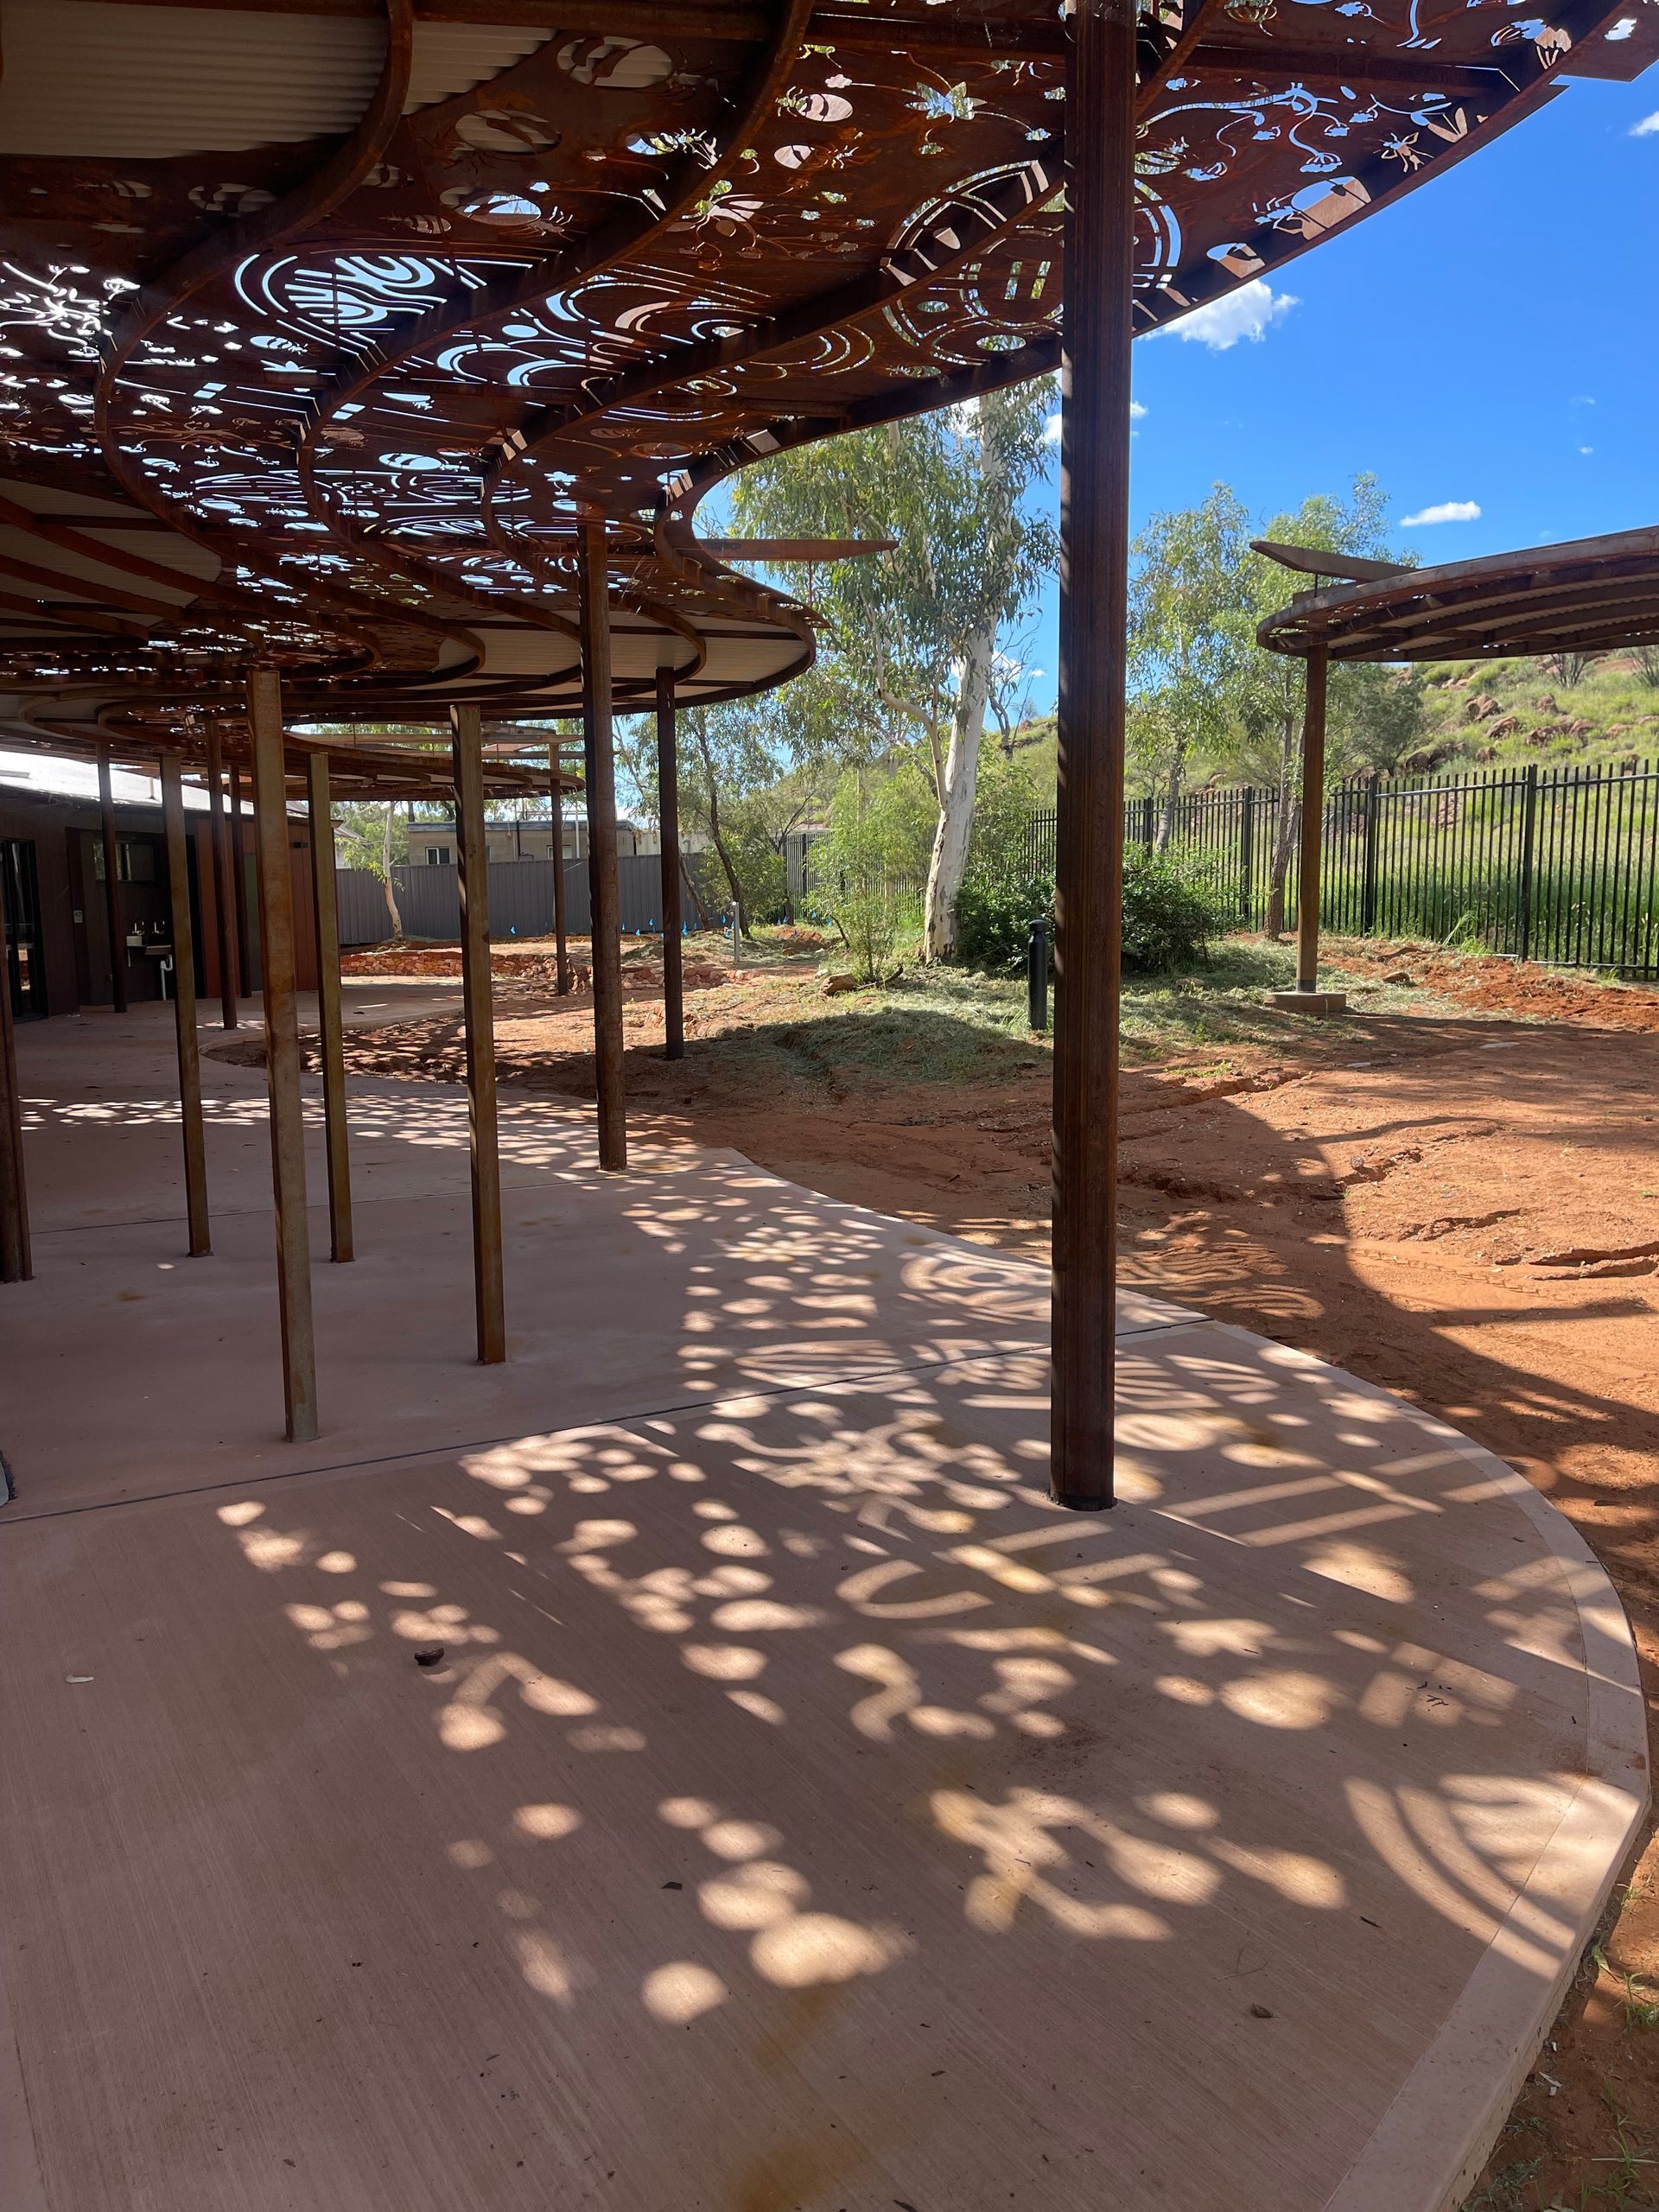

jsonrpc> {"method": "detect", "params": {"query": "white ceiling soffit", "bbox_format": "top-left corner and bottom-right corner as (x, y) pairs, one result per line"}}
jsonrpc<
(0, 523), (203, 602)
(0, 480), (222, 583)
(0, 3), (551, 160)
(472, 629), (582, 677)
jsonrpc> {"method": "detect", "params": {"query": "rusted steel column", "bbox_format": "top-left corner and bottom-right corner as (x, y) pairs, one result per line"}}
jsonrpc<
(247, 668), (318, 1442)
(96, 741), (127, 1013)
(1295, 644), (1330, 996)
(160, 753), (211, 1257)
(305, 750), (353, 1263)
(452, 704), (506, 1364)
(206, 723), (239, 1028)
(1050, 0), (1135, 1512)
(227, 763), (251, 996)
(550, 736), (570, 995)
(656, 665), (685, 1060)
(578, 522), (627, 1170)
(0, 899), (30, 1282)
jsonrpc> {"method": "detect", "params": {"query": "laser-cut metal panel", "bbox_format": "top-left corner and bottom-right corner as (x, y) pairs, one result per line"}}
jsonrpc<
(0, 0), (1647, 779)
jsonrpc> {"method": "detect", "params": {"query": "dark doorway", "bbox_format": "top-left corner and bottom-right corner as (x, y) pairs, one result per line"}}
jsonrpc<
(89, 830), (170, 1001)
(3, 838), (47, 1020)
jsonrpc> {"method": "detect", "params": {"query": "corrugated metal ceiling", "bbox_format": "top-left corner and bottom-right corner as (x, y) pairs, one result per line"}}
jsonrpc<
(0, 3), (550, 159)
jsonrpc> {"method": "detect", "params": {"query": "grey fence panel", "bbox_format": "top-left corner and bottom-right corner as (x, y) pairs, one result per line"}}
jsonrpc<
(335, 868), (393, 946)
(489, 861), (558, 939)
(367, 855), (693, 942)
(390, 864), (461, 940)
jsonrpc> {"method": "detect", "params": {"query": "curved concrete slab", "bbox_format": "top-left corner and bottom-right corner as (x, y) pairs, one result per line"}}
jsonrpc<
(0, 1012), (1646, 2209)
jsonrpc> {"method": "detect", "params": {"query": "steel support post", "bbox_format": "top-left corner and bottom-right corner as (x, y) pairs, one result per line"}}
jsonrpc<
(97, 741), (127, 1013)
(1050, 0), (1135, 1511)
(228, 763), (251, 995)
(0, 900), (30, 1282)
(550, 737), (571, 995)
(452, 704), (506, 1363)
(206, 724), (239, 1028)
(247, 668), (318, 1441)
(306, 751), (353, 1263)
(1295, 644), (1330, 995)
(578, 523), (627, 1170)
(160, 753), (211, 1256)
(656, 665), (685, 1059)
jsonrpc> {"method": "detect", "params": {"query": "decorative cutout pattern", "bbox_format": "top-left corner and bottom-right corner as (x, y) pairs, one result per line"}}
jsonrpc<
(0, 0), (1642, 782)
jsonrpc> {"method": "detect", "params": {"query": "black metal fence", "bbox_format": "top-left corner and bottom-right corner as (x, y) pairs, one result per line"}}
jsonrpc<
(1023, 759), (1659, 976)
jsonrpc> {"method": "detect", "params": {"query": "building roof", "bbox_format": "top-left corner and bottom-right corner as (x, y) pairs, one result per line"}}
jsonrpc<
(0, 0), (1651, 791)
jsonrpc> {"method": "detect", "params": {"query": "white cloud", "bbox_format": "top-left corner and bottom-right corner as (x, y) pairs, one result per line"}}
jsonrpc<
(1158, 279), (1299, 350)
(1044, 400), (1146, 443)
(1402, 499), (1482, 526)
(1630, 110), (1659, 136)
(1580, 445), (1595, 455)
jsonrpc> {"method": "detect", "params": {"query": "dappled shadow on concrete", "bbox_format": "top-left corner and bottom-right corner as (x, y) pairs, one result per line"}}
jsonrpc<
(0, 995), (1650, 2209)
(0, 1303), (1642, 2209)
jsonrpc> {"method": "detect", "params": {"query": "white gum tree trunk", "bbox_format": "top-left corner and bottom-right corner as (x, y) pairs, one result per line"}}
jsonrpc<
(381, 800), (403, 937)
(922, 621), (994, 961)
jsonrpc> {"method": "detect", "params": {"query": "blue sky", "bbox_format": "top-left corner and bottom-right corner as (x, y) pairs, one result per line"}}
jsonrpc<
(1015, 69), (1659, 717)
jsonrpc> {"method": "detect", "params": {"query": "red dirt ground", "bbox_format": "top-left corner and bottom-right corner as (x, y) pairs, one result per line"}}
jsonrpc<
(221, 939), (1659, 2208)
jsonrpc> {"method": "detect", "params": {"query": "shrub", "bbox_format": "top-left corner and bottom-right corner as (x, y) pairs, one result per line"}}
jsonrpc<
(1120, 849), (1229, 970)
(955, 753), (1050, 971)
(956, 846), (1228, 975)
(956, 870), (1054, 973)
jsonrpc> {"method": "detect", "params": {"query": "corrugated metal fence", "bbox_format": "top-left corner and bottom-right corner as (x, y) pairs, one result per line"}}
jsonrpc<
(337, 855), (721, 946)
(1022, 758), (1659, 976)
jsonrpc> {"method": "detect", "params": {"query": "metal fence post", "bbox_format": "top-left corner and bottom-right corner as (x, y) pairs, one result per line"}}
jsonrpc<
(1360, 778), (1380, 936)
(1517, 761), (1539, 962)
(1237, 786), (1255, 926)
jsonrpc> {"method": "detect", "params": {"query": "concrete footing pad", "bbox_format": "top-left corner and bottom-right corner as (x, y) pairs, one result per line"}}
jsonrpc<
(1271, 988), (1350, 1015)
(0, 1007), (1645, 2210)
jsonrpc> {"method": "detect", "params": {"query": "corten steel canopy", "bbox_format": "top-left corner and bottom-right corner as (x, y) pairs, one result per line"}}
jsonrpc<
(1260, 524), (1659, 664)
(1255, 525), (1659, 1007)
(2, 1), (1655, 1465)
(0, 0), (1651, 791)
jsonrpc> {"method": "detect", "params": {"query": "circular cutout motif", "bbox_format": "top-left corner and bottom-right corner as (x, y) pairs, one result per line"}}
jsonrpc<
(556, 36), (673, 89)
(454, 109), (560, 156)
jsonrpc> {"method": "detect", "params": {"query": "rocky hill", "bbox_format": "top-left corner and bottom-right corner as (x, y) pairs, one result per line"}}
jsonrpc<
(1409, 650), (1659, 777)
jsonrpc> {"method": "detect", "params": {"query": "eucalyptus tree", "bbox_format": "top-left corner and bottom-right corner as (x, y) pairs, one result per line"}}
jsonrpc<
(1123, 475), (1417, 933)
(1127, 485), (1255, 848)
(730, 383), (1055, 959)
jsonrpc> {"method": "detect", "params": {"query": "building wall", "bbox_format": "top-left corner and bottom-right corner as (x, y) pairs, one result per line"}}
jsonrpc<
(2, 792), (82, 1017)
(410, 818), (663, 866)
(2, 786), (315, 1020)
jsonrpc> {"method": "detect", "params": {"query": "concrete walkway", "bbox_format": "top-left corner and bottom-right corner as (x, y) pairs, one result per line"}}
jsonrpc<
(0, 1003), (1646, 2210)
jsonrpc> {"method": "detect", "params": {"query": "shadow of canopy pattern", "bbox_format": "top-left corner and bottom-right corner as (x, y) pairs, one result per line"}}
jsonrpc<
(0, 0), (1652, 791)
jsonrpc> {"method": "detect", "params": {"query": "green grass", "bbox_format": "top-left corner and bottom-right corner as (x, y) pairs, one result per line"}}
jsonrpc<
(671, 934), (1492, 1098)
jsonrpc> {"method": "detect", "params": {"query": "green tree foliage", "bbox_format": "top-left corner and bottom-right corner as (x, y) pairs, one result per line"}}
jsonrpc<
(1122, 474), (1424, 933)
(955, 750), (1052, 972)
(806, 767), (934, 980)
(730, 386), (1055, 957)
(332, 798), (413, 935)
(1127, 486), (1255, 847)
(670, 699), (802, 931)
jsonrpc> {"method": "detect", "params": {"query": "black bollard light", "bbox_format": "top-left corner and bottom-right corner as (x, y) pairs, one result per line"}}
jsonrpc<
(1027, 914), (1049, 1033)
